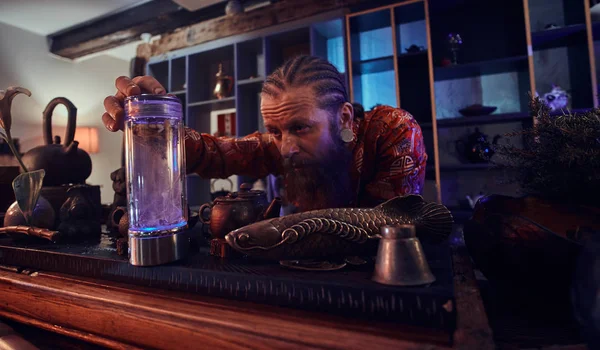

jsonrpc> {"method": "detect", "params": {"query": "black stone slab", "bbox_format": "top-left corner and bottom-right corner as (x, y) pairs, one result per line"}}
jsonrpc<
(0, 231), (456, 335)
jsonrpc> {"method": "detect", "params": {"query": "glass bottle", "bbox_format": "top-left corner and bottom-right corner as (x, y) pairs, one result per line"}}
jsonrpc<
(124, 94), (188, 266)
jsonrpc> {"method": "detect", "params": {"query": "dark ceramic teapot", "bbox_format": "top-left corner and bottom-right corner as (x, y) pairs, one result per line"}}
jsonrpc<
(455, 128), (501, 163)
(200, 183), (281, 239)
(21, 97), (92, 186)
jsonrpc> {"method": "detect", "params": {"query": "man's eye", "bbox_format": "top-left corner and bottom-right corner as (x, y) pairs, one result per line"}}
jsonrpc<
(268, 129), (281, 138)
(292, 125), (310, 134)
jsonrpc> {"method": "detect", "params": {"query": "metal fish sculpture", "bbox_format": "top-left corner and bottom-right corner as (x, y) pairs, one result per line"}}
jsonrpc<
(225, 195), (453, 261)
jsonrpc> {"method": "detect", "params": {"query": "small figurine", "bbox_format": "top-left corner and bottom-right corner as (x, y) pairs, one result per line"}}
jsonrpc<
(106, 167), (126, 230)
(538, 85), (569, 111)
(447, 33), (463, 65)
(57, 184), (102, 239)
(405, 45), (425, 53)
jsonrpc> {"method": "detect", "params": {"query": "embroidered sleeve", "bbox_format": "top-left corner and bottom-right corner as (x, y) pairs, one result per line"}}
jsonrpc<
(362, 108), (428, 206)
(184, 127), (283, 179)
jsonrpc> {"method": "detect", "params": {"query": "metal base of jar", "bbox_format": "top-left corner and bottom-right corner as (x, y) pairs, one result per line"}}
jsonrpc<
(129, 229), (189, 266)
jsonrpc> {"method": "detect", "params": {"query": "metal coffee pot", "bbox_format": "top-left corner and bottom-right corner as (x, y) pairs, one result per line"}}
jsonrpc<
(213, 63), (233, 99)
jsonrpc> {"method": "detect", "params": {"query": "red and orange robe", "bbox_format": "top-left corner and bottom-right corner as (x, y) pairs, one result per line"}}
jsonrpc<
(184, 105), (427, 208)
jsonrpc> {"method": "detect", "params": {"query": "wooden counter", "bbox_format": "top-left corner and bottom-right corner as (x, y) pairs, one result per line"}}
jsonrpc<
(0, 227), (586, 349)
(0, 229), (496, 349)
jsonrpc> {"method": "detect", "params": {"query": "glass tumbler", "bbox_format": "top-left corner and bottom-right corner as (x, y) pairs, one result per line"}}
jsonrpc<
(124, 94), (188, 266)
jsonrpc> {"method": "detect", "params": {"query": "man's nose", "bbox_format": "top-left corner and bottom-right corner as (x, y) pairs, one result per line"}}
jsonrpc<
(280, 134), (299, 158)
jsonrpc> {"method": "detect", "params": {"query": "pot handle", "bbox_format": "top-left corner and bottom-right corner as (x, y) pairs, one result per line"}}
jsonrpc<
(225, 76), (234, 95)
(211, 178), (234, 193)
(110, 206), (127, 228)
(199, 203), (212, 224)
(43, 97), (77, 146)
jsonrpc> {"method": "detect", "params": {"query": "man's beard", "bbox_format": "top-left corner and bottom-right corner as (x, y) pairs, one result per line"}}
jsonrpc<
(283, 124), (354, 212)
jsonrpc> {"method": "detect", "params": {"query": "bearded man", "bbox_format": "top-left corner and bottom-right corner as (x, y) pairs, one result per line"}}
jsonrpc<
(102, 55), (427, 212)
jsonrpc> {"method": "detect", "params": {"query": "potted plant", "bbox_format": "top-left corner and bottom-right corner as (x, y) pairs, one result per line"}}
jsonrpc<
(463, 95), (600, 309)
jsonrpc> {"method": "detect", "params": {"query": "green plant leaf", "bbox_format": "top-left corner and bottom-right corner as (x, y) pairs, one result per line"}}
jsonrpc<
(12, 169), (45, 226)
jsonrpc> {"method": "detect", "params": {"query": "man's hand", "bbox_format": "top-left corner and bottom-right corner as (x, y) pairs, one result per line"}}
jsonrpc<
(102, 76), (166, 132)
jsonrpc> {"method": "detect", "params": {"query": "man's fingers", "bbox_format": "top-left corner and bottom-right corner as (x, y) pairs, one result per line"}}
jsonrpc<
(115, 90), (126, 102)
(103, 95), (125, 131)
(104, 95), (124, 119)
(102, 112), (119, 132)
(104, 75), (165, 133)
(116, 76), (141, 97)
(132, 76), (166, 94)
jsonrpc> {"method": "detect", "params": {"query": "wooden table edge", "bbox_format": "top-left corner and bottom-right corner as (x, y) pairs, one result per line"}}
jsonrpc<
(0, 236), (494, 349)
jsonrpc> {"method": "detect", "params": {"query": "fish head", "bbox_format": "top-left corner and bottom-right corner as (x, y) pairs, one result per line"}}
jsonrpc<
(225, 220), (285, 251)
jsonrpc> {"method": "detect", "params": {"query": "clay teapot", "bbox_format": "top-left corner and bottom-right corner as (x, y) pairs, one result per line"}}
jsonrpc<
(455, 128), (501, 163)
(21, 97), (92, 186)
(213, 63), (233, 99)
(200, 183), (281, 239)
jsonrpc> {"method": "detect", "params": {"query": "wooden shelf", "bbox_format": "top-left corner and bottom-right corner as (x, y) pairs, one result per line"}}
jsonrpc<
(421, 112), (531, 128)
(146, 0), (600, 211)
(188, 96), (235, 107)
(237, 77), (264, 85)
(531, 23), (587, 50)
(352, 55), (394, 74)
(434, 56), (528, 81)
(397, 50), (427, 59)
(420, 108), (594, 129)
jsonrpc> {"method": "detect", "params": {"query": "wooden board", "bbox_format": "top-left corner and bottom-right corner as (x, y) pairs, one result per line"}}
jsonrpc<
(0, 232), (457, 336)
(0, 268), (453, 349)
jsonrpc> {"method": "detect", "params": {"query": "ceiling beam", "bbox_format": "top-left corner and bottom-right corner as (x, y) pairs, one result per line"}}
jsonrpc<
(144, 0), (369, 58)
(47, 0), (228, 60)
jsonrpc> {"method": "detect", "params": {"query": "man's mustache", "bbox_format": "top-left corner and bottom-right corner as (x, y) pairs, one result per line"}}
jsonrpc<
(283, 157), (316, 168)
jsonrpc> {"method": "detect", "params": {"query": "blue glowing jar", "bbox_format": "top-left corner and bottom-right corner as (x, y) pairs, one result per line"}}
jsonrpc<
(124, 94), (188, 266)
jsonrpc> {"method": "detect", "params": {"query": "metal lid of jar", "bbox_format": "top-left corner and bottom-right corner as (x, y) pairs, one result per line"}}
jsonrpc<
(125, 94), (182, 118)
(215, 183), (267, 203)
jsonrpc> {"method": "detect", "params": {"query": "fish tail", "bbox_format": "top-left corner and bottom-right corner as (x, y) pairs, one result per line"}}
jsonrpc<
(378, 195), (454, 241)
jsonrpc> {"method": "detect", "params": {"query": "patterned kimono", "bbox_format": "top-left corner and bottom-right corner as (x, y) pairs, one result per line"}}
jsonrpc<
(184, 105), (427, 208)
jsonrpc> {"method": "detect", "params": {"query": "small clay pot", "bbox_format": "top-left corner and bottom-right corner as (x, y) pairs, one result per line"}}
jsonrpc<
(3, 196), (56, 229)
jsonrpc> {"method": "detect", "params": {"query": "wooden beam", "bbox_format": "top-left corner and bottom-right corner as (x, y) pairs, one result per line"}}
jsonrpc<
(146, 0), (370, 58)
(0, 269), (451, 349)
(47, 0), (228, 60)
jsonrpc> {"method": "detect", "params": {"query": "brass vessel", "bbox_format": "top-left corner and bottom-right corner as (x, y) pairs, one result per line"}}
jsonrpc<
(372, 224), (436, 286)
(213, 64), (233, 99)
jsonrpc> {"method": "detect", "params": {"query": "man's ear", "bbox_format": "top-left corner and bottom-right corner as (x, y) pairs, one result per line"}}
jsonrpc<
(339, 102), (354, 129)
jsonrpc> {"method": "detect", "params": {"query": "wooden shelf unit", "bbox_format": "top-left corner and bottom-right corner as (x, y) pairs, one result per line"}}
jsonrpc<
(147, 0), (599, 209)
(344, 0), (599, 208)
(147, 12), (348, 206)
